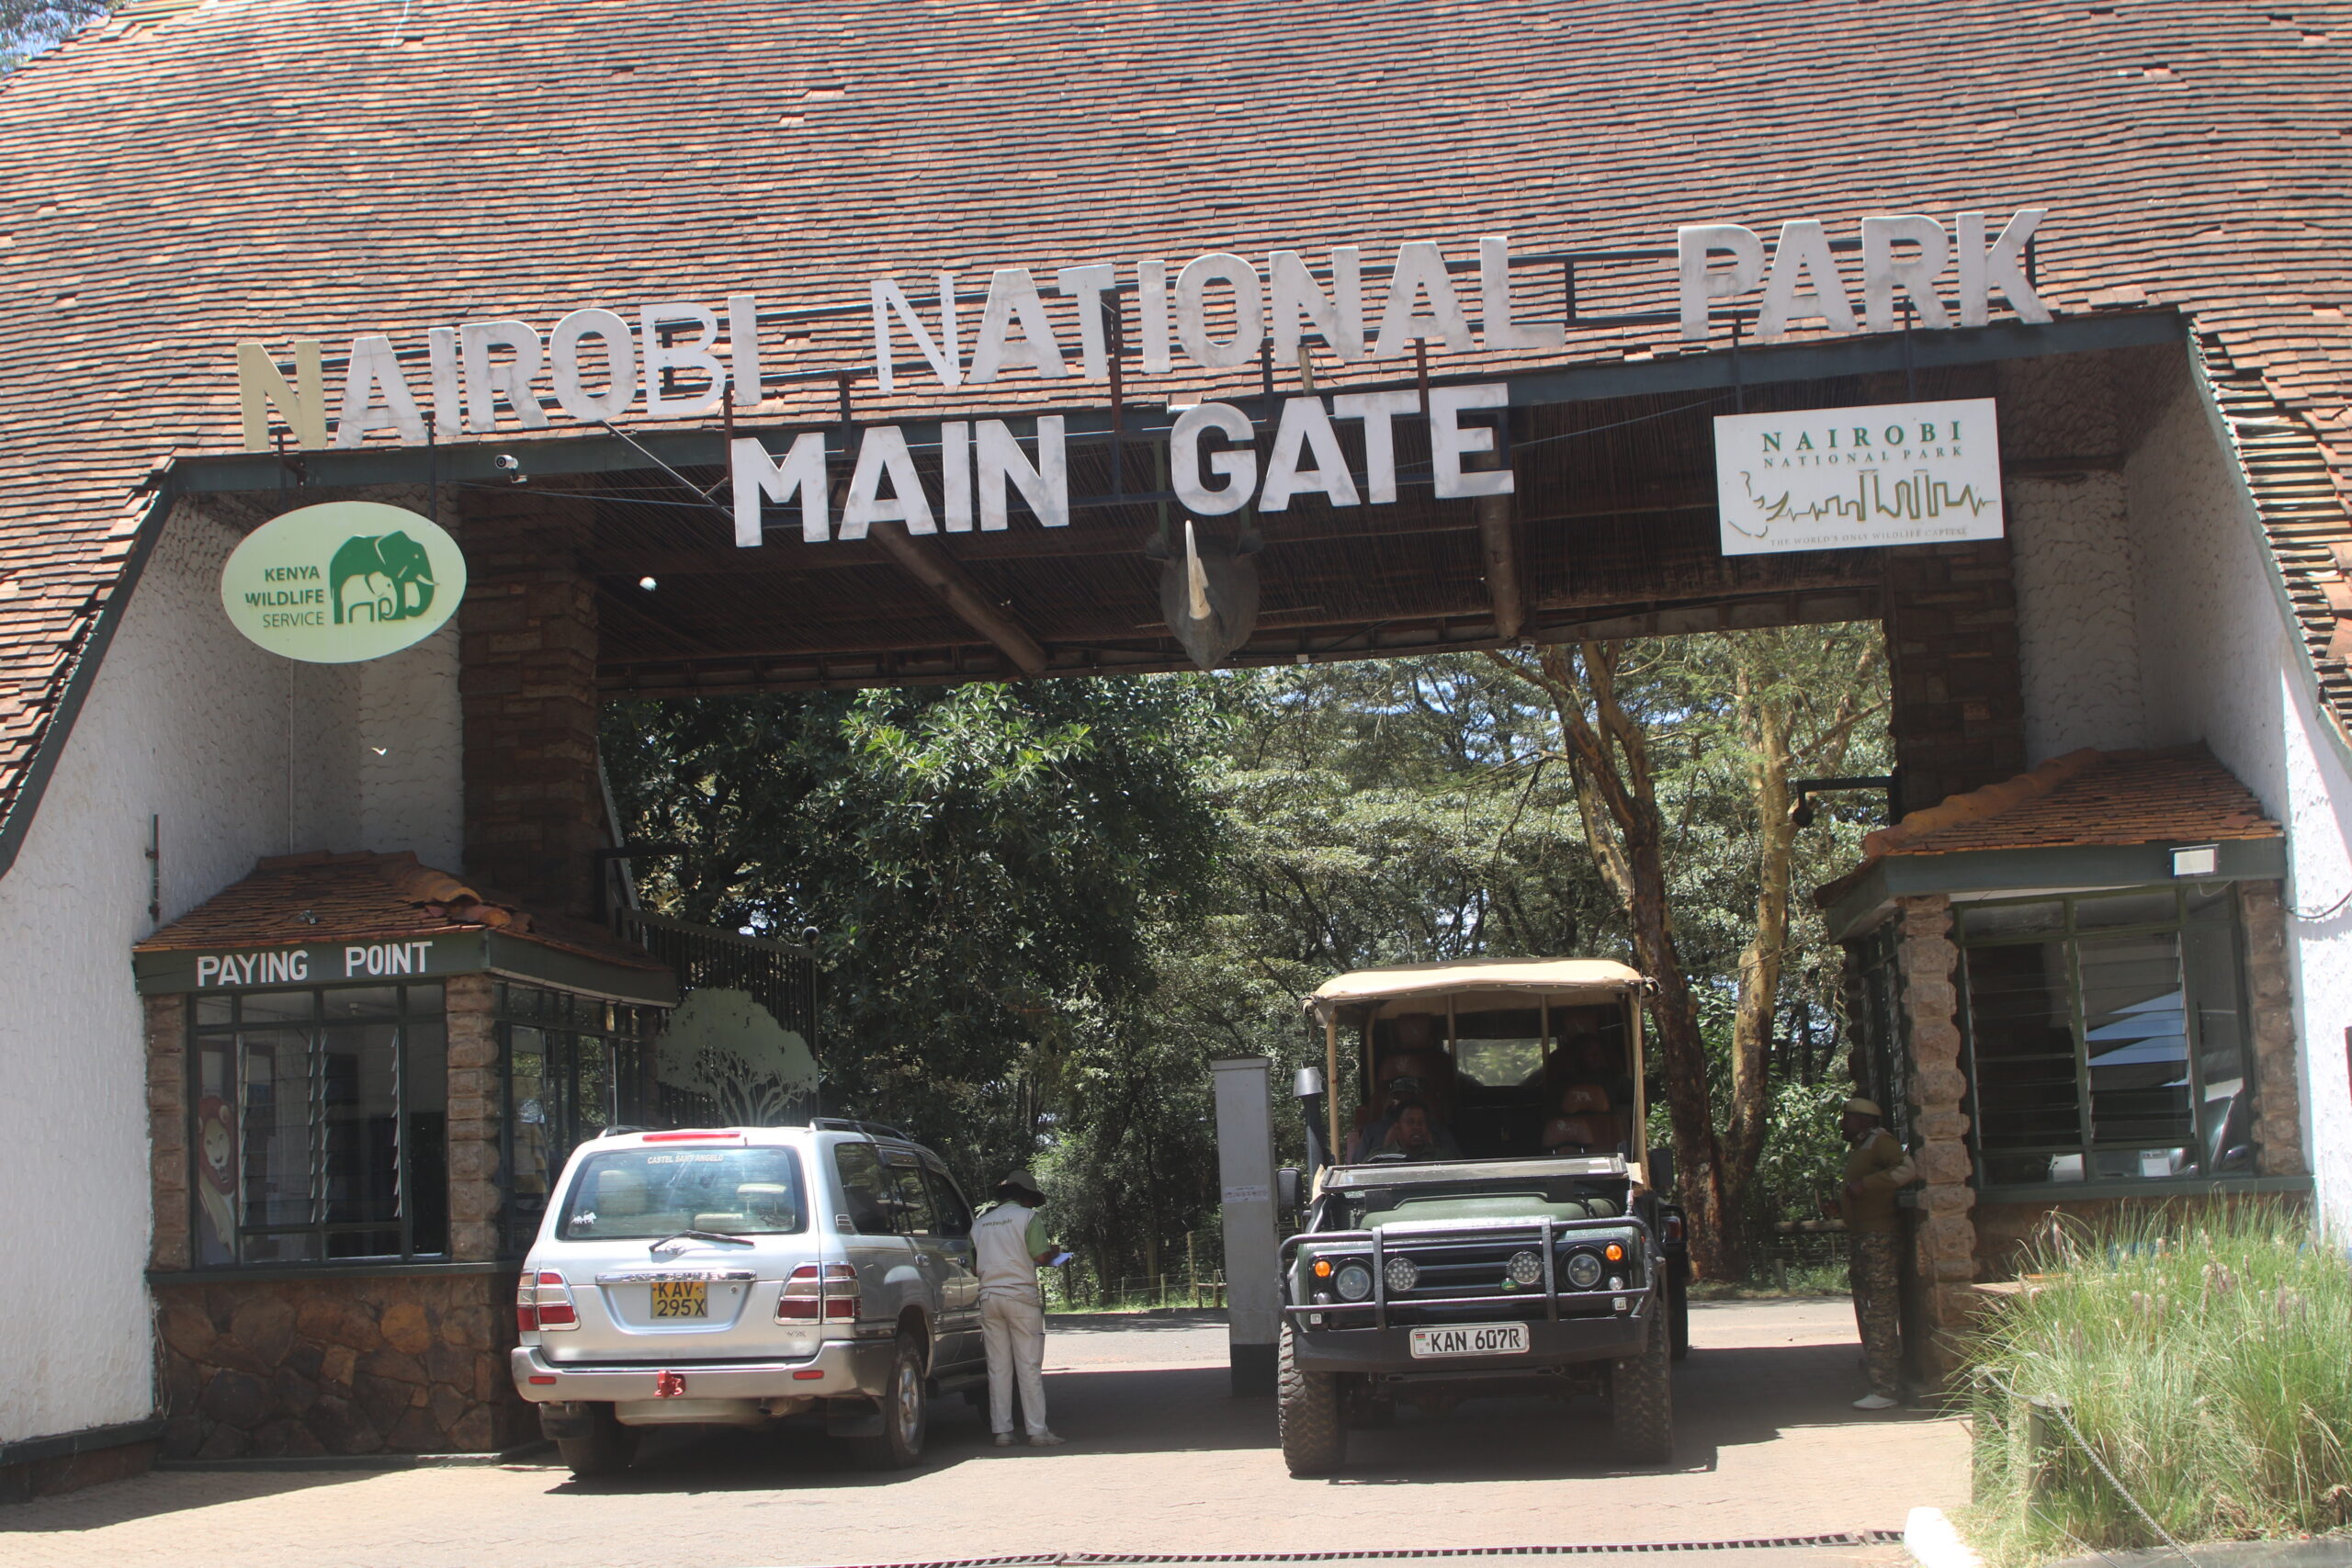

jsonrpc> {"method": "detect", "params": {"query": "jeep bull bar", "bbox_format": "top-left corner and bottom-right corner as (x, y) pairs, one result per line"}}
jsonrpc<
(1279, 1213), (1657, 1330)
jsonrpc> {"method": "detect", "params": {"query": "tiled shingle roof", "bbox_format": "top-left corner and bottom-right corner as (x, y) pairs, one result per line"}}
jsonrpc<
(133, 849), (669, 972)
(4, 0), (2352, 870)
(1862, 745), (2279, 858)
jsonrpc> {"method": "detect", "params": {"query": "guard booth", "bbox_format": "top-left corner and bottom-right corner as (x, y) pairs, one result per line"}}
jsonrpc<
(132, 850), (817, 1460)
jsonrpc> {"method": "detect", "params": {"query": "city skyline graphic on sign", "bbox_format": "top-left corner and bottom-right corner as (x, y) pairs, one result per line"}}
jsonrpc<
(1729, 467), (2000, 538)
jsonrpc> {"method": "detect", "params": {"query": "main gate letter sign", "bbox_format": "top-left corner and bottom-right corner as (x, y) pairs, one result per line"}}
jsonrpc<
(1713, 398), (2005, 556)
(232, 213), (2058, 453)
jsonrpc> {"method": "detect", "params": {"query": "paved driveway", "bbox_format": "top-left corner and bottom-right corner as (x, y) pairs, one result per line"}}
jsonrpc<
(0, 1298), (1963, 1568)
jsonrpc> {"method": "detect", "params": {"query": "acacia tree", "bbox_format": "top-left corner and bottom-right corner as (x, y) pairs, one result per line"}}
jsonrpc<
(1489, 628), (1888, 1276)
(1488, 641), (1742, 1277)
(1711, 627), (1884, 1204)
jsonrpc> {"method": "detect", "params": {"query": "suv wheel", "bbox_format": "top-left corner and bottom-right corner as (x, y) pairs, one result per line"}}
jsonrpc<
(1277, 1321), (1345, 1476)
(1608, 1307), (1674, 1464)
(555, 1403), (639, 1480)
(849, 1334), (929, 1471)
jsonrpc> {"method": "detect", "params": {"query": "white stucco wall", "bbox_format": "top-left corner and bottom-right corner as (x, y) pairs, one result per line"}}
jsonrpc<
(0, 499), (463, 1445)
(2009, 470), (2147, 761)
(2011, 345), (2352, 1235)
(2120, 378), (2352, 1236)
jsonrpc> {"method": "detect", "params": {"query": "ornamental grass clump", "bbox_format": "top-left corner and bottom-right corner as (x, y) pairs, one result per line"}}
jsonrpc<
(1962, 1202), (2352, 1566)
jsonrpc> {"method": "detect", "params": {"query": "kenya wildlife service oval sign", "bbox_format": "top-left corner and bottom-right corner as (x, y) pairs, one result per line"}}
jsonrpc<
(220, 502), (465, 662)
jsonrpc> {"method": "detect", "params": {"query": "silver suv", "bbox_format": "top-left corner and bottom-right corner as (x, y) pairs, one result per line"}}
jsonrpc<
(511, 1121), (987, 1477)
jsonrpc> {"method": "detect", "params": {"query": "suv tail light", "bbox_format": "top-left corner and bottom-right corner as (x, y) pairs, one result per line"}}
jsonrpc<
(777, 1263), (859, 1323)
(516, 1269), (579, 1333)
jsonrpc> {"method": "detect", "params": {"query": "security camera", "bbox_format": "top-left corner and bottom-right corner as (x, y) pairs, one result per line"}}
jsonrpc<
(492, 454), (521, 471)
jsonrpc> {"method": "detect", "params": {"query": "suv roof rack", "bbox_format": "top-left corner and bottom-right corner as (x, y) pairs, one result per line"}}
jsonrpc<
(811, 1117), (910, 1140)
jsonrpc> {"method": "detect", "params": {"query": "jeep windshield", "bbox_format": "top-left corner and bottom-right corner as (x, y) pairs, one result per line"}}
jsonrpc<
(1325, 1173), (1628, 1231)
(558, 1146), (808, 1240)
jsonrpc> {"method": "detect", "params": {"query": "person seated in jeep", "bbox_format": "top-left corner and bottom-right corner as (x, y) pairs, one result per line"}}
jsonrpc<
(1353, 1078), (1464, 1160)
(1541, 1083), (1624, 1156)
(1375, 1100), (1453, 1162)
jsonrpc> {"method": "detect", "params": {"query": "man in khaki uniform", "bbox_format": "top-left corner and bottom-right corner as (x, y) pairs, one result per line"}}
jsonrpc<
(1837, 1097), (1915, 1410)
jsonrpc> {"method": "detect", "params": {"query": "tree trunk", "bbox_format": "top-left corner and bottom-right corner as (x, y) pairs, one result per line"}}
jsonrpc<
(1490, 643), (1744, 1280)
(1724, 651), (1795, 1207)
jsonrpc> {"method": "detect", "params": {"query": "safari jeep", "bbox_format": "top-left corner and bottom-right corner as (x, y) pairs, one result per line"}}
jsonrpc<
(1275, 958), (1689, 1475)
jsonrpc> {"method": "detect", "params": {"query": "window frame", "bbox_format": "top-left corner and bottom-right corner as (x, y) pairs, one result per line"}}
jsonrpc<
(1955, 883), (2252, 1190)
(493, 983), (663, 1258)
(185, 981), (448, 1268)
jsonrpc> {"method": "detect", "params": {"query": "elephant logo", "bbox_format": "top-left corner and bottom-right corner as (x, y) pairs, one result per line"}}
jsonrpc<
(329, 531), (437, 626)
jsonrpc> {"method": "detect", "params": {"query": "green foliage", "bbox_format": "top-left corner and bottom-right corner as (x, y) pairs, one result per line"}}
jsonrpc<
(603, 626), (1894, 1292)
(0, 0), (108, 72)
(1962, 1203), (2352, 1564)
(603, 678), (1227, 1204)
(1747, 1077), (1847, 1231)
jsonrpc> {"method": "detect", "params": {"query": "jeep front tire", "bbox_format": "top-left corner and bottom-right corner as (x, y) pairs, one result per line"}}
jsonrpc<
(1608, 1307), (1674, 1464)
(1277, 1322), (1345, 1475)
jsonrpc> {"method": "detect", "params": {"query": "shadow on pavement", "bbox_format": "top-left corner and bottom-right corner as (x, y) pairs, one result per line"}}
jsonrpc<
(0, 1465), (409, 1532)
(556, 1331), (1940, 1494)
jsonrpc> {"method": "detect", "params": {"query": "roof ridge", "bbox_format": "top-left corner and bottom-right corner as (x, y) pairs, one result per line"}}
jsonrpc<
(1861, 748), (2109, 857)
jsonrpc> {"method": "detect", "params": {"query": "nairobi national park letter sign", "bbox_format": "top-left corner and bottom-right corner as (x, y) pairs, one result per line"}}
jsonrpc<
(232, 212), (2047, 551)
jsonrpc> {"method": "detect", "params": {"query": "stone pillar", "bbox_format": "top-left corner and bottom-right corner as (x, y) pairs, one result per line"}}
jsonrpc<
(458, 483), (603, 918)
(2237, 881), (2308, 1177)
(147, 995), (190, 1271)
(445, 974), (503, 1262)
(1894, 894), (1981, 1378)
(1883, 543), (2028, 816)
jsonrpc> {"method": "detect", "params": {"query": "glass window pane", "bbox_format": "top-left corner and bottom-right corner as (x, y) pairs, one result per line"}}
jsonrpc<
(1964, 942), (2083, 1149)
(2077, 931), (2193, 1149)
(1961, 900), (2064, 940)
(926, 1168), (973, 1238)
(241, 989), (314, 1026)
(890, 1164), (938, 1238)
(402, 983), (445, 1016)
(238, 1028), (316, 1258)
(2184, 924), (2255, 1173)
(509, 1026), (550, 1204)
(832, 1144), (899, 1235)
(322, 987), (399, 1021)
(2185, 884), (2236, 924)
(320, 1025), (400, 1237)
(2073, 890), (2181, 931)
(195, 996), (232, 1029)
(558, 1146), (806, 1239)
(405, 1021), (448, 1257)
(193, 1040), (239, 1266)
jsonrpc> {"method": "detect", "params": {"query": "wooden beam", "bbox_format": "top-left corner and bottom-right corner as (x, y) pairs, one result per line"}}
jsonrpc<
(1476, 492), (1526, 641)
(864, 522), (1050, 677)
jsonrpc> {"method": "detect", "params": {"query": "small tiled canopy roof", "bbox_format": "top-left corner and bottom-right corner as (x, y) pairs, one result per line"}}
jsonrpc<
(1816, 746), (2279, 907)
(134, 850), (668, 973)
(5, 1), (2352, 874)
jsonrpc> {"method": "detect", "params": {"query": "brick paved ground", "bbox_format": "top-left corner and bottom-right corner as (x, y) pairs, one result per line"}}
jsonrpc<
(0, 1298), (1962, 1568)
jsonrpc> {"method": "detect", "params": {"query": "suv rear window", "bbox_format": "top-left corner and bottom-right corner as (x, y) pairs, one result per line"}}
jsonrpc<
(557, 1146), (808, 1240)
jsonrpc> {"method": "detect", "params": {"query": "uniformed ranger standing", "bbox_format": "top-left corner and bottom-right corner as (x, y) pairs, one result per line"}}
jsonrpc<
(972, 1170), (1067, 1448)
(1837, 1098), (1916, 1411)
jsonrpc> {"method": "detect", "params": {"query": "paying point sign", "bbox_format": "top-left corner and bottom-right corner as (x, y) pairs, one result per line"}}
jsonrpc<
(220, 501), (465, 662)
(1713, 397), (2004, 556)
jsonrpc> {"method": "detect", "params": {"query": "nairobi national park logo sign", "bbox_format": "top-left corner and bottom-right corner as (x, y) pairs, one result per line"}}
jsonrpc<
(220, 501), (467, 662)
(1713, 397), (2005, 557)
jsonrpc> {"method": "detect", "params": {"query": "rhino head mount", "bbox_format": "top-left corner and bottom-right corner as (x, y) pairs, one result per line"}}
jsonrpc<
(1148, 520), (1263, 671)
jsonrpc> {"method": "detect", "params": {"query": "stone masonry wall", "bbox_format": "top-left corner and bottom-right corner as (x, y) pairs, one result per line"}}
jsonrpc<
(2238, 881), (2309, 1178)
(1893, 894), (1982, 1378)
(446, 974), (503, 1262)
(147, 994), (189, 1271)
(459, 482), (604, 919)
(1883, 546), (2029, 817)
(155, 1272), (528, 1459)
